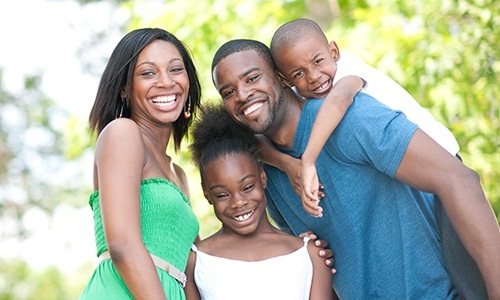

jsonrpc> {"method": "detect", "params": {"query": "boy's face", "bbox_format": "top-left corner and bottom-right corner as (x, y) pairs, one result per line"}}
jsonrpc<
(274, 36), (340, 99)
(212, 50), (285, 135)
(202, 153), (269, 236)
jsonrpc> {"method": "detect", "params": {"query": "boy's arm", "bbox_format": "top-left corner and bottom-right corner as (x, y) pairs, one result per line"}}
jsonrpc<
(301, 75), (365, 217)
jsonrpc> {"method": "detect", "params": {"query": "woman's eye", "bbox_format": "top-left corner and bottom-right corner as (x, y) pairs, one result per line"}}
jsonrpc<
(140, 70), (155, 76)
(171, 66), (185, 73)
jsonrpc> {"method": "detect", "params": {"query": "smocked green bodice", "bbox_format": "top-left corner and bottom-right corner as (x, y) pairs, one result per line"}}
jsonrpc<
(89, 178), (199, 271)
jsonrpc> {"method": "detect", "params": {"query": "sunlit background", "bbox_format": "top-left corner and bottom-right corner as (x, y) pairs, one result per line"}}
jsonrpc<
(0, 0), (498, 298)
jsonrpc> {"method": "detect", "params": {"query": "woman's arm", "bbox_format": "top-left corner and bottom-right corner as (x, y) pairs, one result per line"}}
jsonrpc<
(184, 251), (201, 300)
(96, 119), (166, 299)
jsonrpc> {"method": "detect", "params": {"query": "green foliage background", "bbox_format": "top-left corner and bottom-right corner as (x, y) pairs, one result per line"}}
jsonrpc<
(0, 0), (497, 298)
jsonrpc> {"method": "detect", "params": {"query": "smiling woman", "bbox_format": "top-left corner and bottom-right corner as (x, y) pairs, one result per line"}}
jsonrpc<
(79, 28), (201, 300)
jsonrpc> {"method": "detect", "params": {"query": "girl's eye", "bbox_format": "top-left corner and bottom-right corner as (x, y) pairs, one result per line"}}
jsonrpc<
(215, 193), (229, 199)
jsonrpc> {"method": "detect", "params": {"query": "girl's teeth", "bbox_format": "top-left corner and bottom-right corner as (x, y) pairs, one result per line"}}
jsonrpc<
(234, 211), (253, 222)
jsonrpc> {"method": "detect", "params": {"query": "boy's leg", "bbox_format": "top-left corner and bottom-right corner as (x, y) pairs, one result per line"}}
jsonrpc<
(436, 199), (488, 300)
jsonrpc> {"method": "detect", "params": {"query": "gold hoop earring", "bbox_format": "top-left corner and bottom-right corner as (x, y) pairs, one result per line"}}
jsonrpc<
(183, 96), (192, 119)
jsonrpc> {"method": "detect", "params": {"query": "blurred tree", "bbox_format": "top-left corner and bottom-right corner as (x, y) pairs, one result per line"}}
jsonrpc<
(2, 0), (497, 296)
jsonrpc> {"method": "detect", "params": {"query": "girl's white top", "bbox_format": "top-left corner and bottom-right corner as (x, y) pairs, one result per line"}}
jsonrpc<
(192, 236), (313, 300)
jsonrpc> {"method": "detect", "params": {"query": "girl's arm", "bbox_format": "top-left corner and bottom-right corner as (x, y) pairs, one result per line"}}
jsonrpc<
(306, 240), (337, 300)
(96, 119), (166, 299)
(184, 251), (201, 300)
(301, 75), (365, 217)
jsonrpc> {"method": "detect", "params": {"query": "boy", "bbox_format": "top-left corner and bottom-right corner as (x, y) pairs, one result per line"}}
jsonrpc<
(261, 18), (459, 215)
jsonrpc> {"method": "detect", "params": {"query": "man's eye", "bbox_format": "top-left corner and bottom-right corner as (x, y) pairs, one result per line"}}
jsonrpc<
(243, 184), (255, 192)
(315, 58), (324, 65)
(223, 89), (235, 98)
(248, 75), (259, 83)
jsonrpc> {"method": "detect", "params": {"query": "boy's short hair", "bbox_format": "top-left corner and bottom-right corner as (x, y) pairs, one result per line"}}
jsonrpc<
(270, 18), (328, 56)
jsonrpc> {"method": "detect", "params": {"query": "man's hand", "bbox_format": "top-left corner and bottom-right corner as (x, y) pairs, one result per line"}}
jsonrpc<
(299, 231), (336, 274)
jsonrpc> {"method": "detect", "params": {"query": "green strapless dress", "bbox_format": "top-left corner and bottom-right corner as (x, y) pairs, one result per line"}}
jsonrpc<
(79, 178), (199, 300)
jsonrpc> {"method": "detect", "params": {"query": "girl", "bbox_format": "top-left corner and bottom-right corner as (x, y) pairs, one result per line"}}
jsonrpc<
(185, 105), (335, 300)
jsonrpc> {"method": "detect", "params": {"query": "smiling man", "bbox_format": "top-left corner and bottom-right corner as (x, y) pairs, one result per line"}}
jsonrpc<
(210, 39), (500, 299)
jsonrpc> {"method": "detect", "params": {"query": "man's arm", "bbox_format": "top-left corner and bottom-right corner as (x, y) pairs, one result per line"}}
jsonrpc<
(394, 129), (500, 299)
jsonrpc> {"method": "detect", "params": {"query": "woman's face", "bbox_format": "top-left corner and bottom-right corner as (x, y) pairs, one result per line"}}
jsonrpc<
(128, 39), (189, 126)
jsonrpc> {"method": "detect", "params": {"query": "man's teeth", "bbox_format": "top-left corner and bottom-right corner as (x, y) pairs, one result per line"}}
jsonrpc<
(233, 211), (254, 222)
(151, 95), (176, 105)
(244, 102), (263, 115)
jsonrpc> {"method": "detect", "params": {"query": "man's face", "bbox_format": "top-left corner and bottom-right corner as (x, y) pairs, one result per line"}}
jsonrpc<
(212, 50), (284, 134)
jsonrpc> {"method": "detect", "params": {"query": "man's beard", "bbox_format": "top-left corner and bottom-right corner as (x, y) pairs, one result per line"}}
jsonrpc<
(247, 90), (285, 134)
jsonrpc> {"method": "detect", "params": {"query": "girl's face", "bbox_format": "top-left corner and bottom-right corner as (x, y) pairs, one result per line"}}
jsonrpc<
(202, 153), (269, 236)
(127, 39), (189, 126)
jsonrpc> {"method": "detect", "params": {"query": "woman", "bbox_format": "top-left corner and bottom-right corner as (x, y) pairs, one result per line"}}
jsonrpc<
(79, 28), (201, 300)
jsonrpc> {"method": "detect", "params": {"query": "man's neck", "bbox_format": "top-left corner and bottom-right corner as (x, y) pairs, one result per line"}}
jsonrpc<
(265, 88), (303, 150)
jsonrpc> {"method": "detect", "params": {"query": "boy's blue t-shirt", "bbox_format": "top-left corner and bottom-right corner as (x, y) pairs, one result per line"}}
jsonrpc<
(264, 92), (457, 299)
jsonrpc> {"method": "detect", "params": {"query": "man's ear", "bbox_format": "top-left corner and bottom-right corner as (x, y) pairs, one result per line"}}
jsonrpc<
(277, 71), (293, 89)
(329, 41), (341, 62)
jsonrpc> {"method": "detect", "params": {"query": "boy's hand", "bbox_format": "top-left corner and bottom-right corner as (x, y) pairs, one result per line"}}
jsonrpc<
(299, 231), (336, 274)
(300, 161), (324, 217)
(282, 156), (302, 196)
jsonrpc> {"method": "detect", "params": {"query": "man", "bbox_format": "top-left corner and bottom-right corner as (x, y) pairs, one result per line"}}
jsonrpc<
(211, 39), (500, 299)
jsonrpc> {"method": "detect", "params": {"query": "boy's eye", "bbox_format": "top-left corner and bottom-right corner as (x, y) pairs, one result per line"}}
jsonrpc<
(293, 70), (304, 79)
(314, 58), (324, 65)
